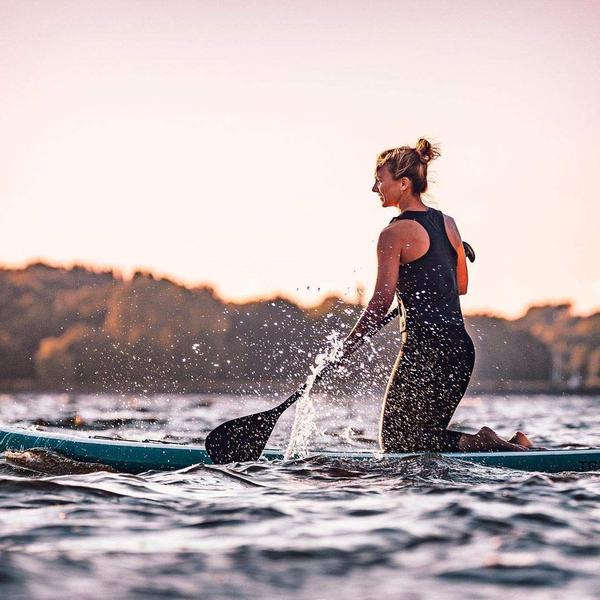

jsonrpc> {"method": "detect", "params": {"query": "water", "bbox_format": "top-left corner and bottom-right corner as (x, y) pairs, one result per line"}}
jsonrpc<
(1, 392), (599, 599)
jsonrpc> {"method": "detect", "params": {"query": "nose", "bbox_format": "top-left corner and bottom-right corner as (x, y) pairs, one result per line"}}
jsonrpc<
(372, 180), (379, 193)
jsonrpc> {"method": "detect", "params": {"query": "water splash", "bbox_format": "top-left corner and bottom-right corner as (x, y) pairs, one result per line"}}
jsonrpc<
(285, 331), (345, 459)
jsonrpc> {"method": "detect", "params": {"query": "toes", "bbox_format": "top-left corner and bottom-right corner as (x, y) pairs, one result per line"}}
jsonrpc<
(478, 426), (495, 436)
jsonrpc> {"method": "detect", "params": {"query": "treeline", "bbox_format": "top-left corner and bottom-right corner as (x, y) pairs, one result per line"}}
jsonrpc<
(0, 263), (598, 393)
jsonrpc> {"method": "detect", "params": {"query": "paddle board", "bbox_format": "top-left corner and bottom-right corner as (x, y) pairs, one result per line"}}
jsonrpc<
(1, 425), (598, 474)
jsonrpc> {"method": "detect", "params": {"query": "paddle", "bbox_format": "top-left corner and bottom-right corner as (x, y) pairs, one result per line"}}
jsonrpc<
(205, 306), (401, 463)
(205, 240), (476, 464)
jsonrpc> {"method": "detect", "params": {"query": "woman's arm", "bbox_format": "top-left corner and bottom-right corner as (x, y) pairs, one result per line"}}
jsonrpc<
(342, 226), (402, 354)
(443, 215), (468, 295)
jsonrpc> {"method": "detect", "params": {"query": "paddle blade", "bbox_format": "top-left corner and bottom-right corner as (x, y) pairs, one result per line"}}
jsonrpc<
(205, 408), (281, 464)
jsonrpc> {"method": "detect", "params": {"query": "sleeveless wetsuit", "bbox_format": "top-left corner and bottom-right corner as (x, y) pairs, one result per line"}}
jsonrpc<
(379, 207), (475, 453)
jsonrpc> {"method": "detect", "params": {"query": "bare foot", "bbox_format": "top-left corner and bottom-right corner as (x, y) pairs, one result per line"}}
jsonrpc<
(508, 431), (534, 448)
(458, 426), (529, 452)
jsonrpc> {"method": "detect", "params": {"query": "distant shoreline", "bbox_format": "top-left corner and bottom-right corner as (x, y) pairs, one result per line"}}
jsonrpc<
(2, 264), (598, 396)
(1, 378), (598, 397)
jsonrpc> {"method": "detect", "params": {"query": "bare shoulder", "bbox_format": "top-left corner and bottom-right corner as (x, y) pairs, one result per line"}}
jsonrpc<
(379, 218), (416, 244)
(442, 212), (462, 247)
(382, 218), (419, 236)
(442, 213), (460, 237)
(442, 211), (458, 230)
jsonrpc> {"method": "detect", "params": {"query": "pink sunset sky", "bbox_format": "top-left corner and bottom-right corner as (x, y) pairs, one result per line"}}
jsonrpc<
(1, 0), (599, 317)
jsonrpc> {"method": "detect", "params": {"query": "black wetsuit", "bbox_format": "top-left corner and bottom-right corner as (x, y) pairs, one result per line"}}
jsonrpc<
(380, 207), (475, 453)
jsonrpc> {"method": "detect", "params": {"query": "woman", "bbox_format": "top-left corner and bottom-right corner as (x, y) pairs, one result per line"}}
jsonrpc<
(342, 139), (533, 452)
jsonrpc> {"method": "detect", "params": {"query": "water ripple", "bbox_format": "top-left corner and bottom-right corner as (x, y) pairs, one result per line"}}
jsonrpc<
(0, 392), (599, 599)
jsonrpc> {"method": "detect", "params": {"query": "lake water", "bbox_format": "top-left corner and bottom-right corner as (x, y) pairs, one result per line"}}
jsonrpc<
(0, 392), (599, 599)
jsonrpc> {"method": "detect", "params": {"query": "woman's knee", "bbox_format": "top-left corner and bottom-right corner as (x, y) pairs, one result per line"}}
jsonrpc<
(379, 417), (410, 452)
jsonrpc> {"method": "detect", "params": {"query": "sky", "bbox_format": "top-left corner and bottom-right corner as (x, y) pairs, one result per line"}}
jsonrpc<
(1, 0), (599, 317)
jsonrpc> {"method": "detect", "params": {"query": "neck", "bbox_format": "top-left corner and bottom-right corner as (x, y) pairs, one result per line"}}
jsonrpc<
(399, 195), (426, 212)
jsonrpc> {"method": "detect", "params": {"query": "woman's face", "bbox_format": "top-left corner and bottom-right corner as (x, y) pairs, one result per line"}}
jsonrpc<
(372, 166), (408, 208)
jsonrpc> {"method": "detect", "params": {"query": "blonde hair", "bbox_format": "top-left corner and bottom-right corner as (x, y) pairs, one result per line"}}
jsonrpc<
(375, 138), (440, 194)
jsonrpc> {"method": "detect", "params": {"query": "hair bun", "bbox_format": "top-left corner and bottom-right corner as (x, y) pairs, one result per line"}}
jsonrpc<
(415, 138), (440, 164)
